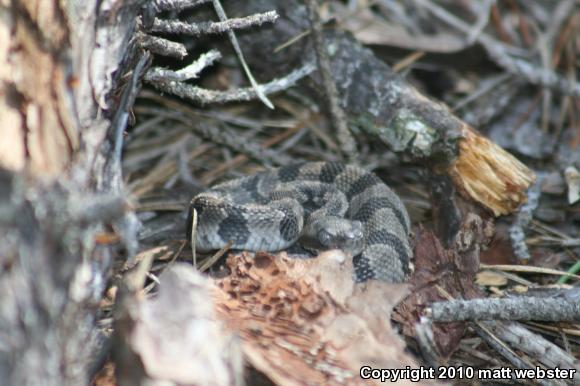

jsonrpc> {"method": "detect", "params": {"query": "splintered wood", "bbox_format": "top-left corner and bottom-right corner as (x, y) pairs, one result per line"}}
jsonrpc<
(212, 251), (438, 386)
(449, 126), (536, 216)
(113, 253), (443, 386)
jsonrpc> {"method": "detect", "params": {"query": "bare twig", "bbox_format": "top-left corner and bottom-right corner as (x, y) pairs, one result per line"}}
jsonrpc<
(136, 32), (187, 59)
(480, 264), (580, 280)
(198, 241), (232, 272)
(153, 0), (212, 12)
(190, 121), (295, 167)
(130, 144), (212, 197)
(106, 53), (150, 191)
(415, 0), (580, 97)
(471, 323), (551, 386)
(485, 45), (580, 97)
(465, 0), (495, 44)
(458, 76), (522, 127)
(453, 72), (512, 112)
(212, 0), (274, 109)
(305, 0), (357, 162)
(482, 322), (580, 384)
(150, 11), (278, 36)
(145, 50), (222, 82)
(199, 125), (304, 185)
(430, 296), (580, 322)
(509, 178), (542, 261)
(147, 62), (315, 105)
(432, 286), (562, 385)
(129, 106), (294, 167)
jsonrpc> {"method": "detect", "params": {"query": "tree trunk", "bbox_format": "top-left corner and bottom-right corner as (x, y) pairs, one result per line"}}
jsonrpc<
(0, 1), (143, 384)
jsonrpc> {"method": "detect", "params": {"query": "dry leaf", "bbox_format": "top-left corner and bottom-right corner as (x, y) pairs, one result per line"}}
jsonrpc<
(395, 227), (483, 359)
(476, 271), (508, 287)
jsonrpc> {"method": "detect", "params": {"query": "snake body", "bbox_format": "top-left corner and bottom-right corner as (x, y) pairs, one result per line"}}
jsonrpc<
(189, 162), (412, 283)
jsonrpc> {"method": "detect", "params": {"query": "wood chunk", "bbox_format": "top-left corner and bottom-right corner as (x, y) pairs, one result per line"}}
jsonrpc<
(449, 127), (536, 216)
(213, 251), (441, 386)
(114, 264), (244, 386)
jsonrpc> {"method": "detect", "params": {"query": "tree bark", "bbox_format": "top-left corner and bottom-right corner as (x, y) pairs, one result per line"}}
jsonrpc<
(0, 1), (143, 384)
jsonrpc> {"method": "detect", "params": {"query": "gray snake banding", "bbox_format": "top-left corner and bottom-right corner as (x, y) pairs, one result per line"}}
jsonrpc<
(188, 162), (412, 283)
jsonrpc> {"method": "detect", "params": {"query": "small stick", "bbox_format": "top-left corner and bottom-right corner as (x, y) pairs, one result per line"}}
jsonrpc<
(136, 98), (296, 167)
(199, 241), (232, 272)
(509, 178), (542, 261)
(153, 0), (212, 12)
(483, 321), (580, 384)
(145, 50), (221, 82)
(190, 207), (197, 268)
(434, 288), (555, 385)
(472, 322), (551, 386)
(305, 0), (357, 162)
(106, 54), (150, 189)
(147, 62), (315, 105)
(150, 11), (278, 36)
(459, 76), (520, 128)
(200, 125), (303, 185)
(429, 297), (580, 322)
(130, 144), (212, 197)
(212, 0), (274, 109)
(480, 264), (580, 280)
(137, 32), (187, 59)
(415, 0), (580, 97)
(392, 51), (425, 73)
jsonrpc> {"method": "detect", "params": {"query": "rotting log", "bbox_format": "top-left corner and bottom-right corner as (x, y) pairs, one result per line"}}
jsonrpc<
(229, 0), (535, 217)
(0, 0), (143, 384)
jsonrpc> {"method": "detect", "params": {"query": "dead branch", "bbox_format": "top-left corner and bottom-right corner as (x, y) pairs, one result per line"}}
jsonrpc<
(149, 11), (278, 36)
(228, 0), (535, 216)
(153, 0), (212, 13)
(145, 50), (222, 82)
(509, 180), (542, 261)
(471, 323), (552, 386)
(0, 0), (143, 384)
(429, 296), (580, 322)
(305, 0), (357, 162)
(146, 62), (315, 105)
(480, 321), (580, 384)
(136, 32), (187, 59)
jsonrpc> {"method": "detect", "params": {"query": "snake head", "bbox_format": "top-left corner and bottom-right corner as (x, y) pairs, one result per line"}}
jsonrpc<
(301, 218), (364, 255)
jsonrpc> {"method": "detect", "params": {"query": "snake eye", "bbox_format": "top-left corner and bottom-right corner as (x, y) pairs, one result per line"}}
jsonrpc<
(347, 231), (362, 240)
(318, 230), (332, 246)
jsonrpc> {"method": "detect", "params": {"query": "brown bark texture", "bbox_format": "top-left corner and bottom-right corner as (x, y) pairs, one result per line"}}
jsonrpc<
(0, 0), (143, 385)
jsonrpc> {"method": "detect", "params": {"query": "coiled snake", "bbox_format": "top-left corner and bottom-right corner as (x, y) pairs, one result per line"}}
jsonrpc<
(188, 162), (412, 283)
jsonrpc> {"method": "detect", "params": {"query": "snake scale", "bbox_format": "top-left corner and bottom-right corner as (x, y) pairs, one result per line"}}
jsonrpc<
(188, 162), (412, 283)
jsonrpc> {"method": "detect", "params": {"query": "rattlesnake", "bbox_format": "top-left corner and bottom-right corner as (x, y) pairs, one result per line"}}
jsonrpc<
(188, 162), (412, 283)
